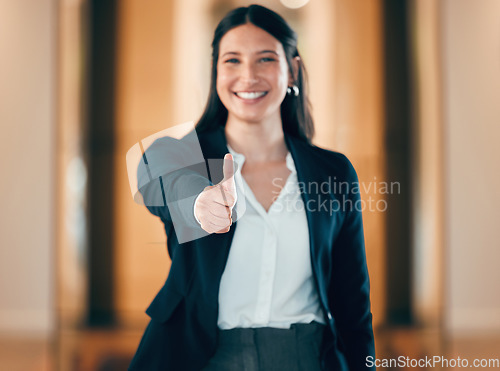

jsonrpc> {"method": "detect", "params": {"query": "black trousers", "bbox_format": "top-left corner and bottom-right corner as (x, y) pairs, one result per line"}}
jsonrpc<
(201, 321), (326, 371)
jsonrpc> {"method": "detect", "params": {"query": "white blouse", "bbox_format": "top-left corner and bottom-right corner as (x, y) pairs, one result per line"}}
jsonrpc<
(216, 145), (326, 330)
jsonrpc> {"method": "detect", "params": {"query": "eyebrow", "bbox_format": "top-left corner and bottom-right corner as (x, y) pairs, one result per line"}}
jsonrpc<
(221, 50), (279, 58)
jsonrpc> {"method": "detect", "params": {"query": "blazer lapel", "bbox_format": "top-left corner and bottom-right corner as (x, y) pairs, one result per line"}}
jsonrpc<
(284, 135), (336, 313)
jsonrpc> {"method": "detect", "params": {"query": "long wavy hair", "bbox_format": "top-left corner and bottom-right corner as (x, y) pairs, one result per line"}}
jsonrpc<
(195, 4), (314, 143)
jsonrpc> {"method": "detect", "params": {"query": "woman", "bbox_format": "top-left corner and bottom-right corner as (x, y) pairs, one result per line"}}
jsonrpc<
(130, 5), (374, 371)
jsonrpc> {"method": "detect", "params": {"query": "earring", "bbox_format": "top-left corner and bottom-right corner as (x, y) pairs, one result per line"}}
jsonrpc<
(287, 85), (299, 97)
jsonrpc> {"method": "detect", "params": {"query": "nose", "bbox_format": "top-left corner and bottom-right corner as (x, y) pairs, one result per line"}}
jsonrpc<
(239, 63), (258, 84)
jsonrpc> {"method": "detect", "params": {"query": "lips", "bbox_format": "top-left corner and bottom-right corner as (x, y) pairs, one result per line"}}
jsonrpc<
(234, 91), (268, 100)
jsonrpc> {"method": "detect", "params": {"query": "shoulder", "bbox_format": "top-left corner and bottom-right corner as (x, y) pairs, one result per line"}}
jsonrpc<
(139, 130), (206, 179)
(288, 136), (359, 183)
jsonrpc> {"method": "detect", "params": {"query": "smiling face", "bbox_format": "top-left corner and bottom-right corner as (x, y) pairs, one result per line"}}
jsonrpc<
(216, 23), (292, 125)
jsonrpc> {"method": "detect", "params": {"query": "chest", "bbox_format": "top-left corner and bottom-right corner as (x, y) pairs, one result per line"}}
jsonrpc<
(241, 161), (291, 212)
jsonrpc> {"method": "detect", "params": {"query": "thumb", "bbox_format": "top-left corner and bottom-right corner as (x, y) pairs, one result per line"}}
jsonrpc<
(221, 153), (236, 195)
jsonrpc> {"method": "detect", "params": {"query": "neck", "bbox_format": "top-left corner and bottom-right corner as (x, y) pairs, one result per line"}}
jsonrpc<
(224, 114), (288, 163)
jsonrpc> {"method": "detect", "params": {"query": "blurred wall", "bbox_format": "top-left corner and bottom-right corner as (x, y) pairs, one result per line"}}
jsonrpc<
(56, 0), (88, 326)
(442, 0), (500, 334)
(0, 0), (56, 334)
(411, 0), (444, 327)
(114, 0), (177, 324)
(326, 0), (385, 327)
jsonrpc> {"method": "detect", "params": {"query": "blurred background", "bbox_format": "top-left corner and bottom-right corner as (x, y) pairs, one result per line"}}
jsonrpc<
(1, 0), (499, 369)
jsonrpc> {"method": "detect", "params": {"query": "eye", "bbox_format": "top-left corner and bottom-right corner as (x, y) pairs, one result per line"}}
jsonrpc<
(224, 58), (239, 64)
(260, 57), (276, 62)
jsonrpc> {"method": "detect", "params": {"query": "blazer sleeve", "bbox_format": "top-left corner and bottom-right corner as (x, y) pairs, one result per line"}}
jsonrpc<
(136, 135), (212, 235)
(328, 154), (375, 370)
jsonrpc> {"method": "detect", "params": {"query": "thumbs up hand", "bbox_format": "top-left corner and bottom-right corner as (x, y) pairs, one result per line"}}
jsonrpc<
(194, 154), (237, 234)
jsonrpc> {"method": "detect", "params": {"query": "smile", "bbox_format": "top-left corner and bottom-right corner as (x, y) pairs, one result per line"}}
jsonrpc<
(234, 91), (268, 100)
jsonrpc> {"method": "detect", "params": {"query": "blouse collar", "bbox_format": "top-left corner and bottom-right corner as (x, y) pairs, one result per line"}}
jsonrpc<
(226, 144), (296, 174)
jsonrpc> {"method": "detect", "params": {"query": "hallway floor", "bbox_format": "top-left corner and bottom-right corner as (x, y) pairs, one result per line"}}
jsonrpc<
(2, 326), (499, 370)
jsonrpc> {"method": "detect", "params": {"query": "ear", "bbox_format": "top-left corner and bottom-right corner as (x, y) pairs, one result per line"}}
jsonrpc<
(288, 56), (300, 85)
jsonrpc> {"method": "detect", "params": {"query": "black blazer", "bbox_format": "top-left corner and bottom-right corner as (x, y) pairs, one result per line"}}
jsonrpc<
(129, 127), (375, 370)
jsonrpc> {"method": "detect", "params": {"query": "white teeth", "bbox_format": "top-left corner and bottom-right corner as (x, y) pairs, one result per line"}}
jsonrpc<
(235, 91), (267, 99)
